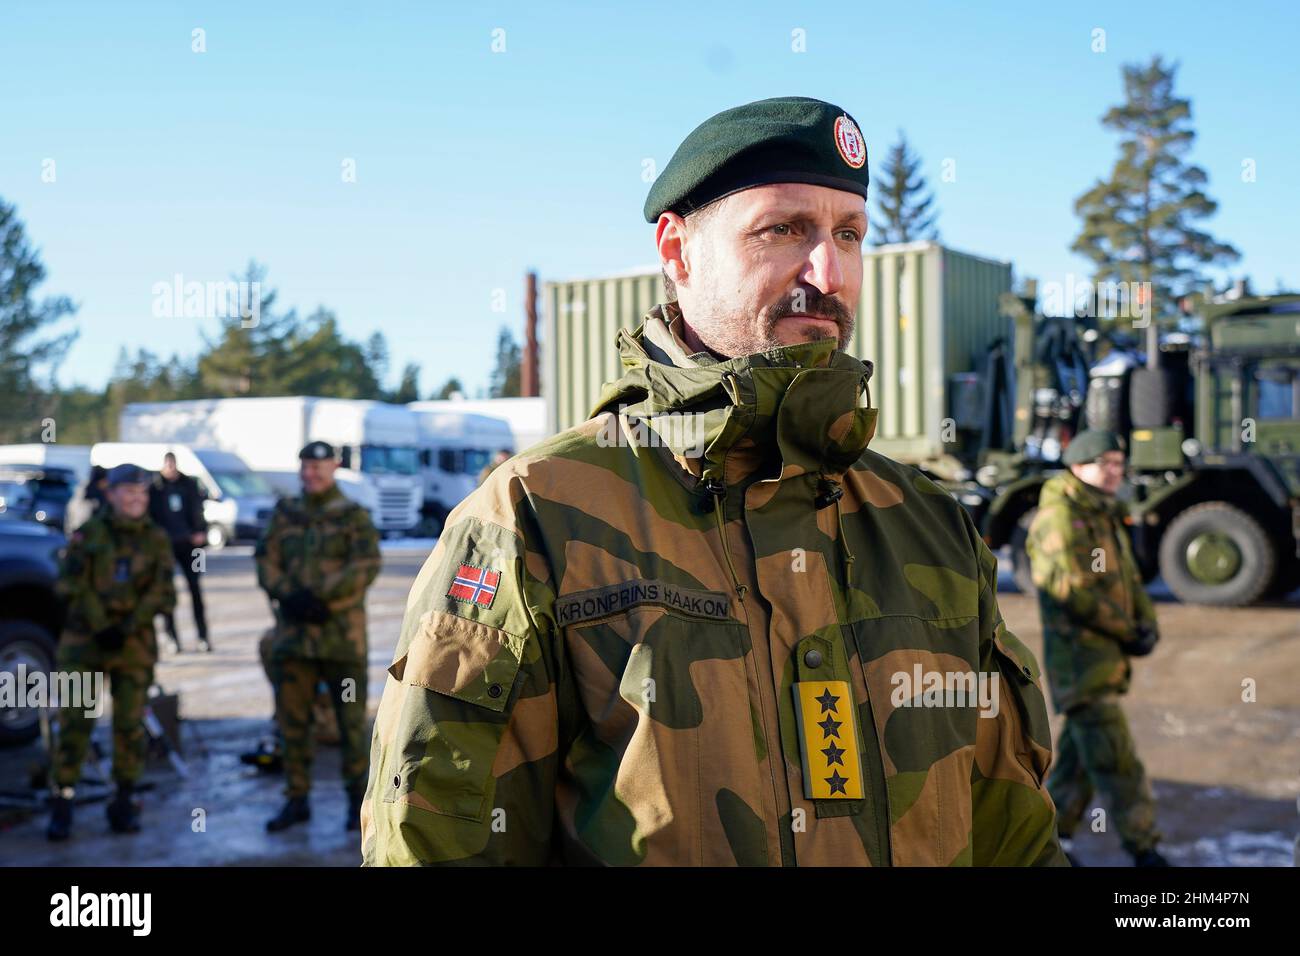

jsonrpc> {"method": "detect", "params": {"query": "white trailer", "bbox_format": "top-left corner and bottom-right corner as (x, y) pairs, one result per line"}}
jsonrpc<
(120, 397), (423, 533)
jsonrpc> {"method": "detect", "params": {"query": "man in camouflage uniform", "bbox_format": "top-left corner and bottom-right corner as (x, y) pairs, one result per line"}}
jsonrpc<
(363, 97), (1067, 866)
(1026, 429), (1167, 866)
(47, 464), (176, 840)
(256, 441), (380, 832)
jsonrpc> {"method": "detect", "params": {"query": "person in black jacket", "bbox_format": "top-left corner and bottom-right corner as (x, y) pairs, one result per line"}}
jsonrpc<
(148, 453), (211, 652)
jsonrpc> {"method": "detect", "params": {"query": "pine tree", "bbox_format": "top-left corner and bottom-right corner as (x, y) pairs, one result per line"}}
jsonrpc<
(391, 363), (420, 403)
(432, 377), (464, 399)
(1072, 56), (1239, 321)
(489, 327), (522, 398)
(0, 198), (77, 442)
(872, 131), (939, 246)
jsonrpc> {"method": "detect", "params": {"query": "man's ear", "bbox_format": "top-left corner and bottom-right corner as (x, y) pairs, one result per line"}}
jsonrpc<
(655, 212), (690, 290)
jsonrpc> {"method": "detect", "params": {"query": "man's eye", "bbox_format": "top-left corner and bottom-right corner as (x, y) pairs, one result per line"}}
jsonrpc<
(770, 223), (792, 236)
(837, 229), (861, 242)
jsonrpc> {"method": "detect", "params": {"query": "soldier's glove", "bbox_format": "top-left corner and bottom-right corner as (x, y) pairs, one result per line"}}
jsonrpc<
(303, 594), (332, 624)
(279, 590), (315, 622)
(1128, 625), (1160, 657)
(93, 624), (127, 652)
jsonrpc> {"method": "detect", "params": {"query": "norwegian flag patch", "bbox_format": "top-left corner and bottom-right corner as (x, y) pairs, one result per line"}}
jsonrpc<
(447, 563), (501, 609)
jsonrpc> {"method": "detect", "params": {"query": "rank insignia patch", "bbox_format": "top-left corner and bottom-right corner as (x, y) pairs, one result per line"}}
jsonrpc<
(793, 680), (864, 799)
(447, 563), (500, 609)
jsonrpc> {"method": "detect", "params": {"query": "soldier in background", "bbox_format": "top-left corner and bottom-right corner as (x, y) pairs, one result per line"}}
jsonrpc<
(149, 451), (211, 653)
(1026, 429), (1168, 866)
(82, 465), (108, 513)
(47, 464), (176, 841)
(255, 441), (380, 833)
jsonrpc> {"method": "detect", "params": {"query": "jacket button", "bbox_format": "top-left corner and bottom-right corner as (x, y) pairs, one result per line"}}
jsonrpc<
(487, 683), (503, 698)
(803, 649), (823, 669)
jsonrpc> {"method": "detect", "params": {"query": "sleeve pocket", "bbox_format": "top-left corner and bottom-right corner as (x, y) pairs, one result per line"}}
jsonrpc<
(990, 631), (1051, 788)
(383, 610), (524, 822)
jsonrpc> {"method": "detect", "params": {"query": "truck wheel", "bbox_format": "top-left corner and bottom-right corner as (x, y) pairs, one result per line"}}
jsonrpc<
(0, 619), (58, 747)
(1009, 507), (1038, 595)
(1264, 552), (1300, 600)
(1159, 502), (1275, 606)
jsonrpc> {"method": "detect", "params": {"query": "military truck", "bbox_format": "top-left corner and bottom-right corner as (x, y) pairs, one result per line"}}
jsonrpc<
(981, 291), (1300, 606)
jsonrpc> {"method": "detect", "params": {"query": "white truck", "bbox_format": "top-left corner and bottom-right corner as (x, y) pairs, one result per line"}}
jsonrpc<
(410, 397), (547, 452)
(407, 406), (514, 534)
(120, 398), (423, 534)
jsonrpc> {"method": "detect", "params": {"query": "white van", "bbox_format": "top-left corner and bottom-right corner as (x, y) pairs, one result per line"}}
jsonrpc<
(90, 443), (276, 548)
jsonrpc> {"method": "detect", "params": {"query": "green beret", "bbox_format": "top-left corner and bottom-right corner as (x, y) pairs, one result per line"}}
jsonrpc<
(1063, 429), (1124, 466)
(644, 96), (870, 223)
(299, 441), (336, 461)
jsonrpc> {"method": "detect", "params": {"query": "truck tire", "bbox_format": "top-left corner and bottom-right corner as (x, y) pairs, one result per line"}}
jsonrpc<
(0, 619), (58, 747)
(1009, 507), (1038, 595)
(1129, 368), (1175, 429)
(1158, 502), (1275, 606)
(1264, 551), (1300, 600)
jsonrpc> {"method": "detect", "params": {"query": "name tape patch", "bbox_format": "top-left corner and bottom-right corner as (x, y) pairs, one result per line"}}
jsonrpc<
(555, 579), (731, 627)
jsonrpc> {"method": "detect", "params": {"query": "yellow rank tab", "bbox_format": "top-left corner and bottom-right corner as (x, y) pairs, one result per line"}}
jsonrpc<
(793, 680), (863, 800)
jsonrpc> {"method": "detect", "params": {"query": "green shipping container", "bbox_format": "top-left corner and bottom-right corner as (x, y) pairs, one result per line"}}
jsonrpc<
(542, 242), (1012, 468)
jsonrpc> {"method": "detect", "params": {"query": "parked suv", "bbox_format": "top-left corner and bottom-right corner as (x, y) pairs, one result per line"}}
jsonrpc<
(0, 513), (66, 746)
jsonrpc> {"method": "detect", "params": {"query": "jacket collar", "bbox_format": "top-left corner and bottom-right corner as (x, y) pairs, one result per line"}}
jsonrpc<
(591, 303), (877, 491)
(1054, 470), (1124, 518)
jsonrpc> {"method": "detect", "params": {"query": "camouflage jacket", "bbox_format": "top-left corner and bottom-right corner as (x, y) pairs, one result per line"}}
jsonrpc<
(1026, 472), (1156, 712)
(255, 484), (381, 663)
(57, 509), (176, 669)
(363, 304), (1066, 867)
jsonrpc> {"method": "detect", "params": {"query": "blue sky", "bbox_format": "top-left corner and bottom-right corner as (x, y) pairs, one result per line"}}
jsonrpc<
(1, 1), (1296, 397)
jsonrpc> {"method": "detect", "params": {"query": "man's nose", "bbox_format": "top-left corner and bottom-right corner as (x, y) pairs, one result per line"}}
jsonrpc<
(802, 235), (844, 296)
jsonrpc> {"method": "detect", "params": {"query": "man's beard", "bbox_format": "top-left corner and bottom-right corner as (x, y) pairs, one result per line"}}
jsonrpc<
(695, 288), (856, 357)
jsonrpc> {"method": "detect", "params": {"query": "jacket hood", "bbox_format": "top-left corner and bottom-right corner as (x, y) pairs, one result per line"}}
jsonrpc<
(590, 303), (878, 490)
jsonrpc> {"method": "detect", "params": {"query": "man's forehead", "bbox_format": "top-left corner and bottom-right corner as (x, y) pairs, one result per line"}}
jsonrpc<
(728, 183), (866, 219)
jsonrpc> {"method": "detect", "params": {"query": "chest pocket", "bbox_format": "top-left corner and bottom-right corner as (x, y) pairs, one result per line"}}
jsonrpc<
(851, 614), (982, 867)
(384, 610), (524, 822)
(87, 540), (141, 599)
(316, 522), (353, 561)
(561, 601), (753, 865)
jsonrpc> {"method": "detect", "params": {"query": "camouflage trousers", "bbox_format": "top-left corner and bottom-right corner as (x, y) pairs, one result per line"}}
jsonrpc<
(273, 655), (369, 798)
(259, 630), (341, 745)
(52, 641), (153, 788)
(1049, 696), (1161, 854)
